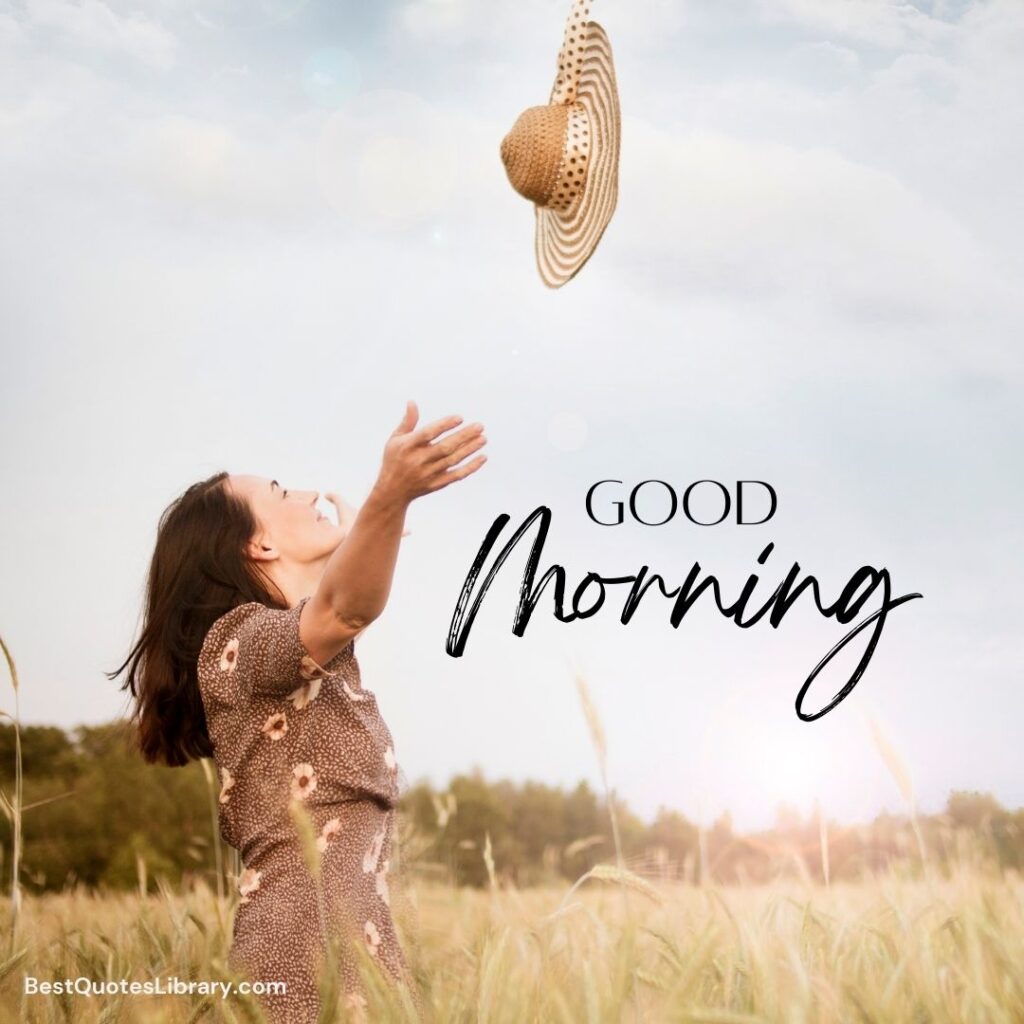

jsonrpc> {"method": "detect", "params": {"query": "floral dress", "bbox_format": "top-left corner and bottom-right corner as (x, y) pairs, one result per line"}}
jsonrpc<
(197, 595), (421, 1023)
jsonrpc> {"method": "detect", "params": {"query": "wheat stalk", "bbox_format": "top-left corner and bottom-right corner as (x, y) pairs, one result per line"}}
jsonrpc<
(567, 653), (641, 1024)
(571, 664), (623, 871)
(815, 797), (830, 888)
(199, 758), (225, 902)
(864, 708), (931, 881)
(0, 632), (23, 955)
(482, 830), (497, 891)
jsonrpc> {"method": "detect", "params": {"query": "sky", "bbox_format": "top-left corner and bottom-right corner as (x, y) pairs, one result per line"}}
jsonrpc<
(0, 0), (1021, 832)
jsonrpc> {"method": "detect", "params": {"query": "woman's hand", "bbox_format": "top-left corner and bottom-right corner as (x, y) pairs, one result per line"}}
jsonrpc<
(305, 401), (484, 654)
(324, 492), (358, 536)
(372, 400), (488, 508)
(325, 491), (411, 538)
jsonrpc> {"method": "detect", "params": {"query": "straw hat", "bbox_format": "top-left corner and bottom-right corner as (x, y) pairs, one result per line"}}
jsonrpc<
(500, 0), (620, 288)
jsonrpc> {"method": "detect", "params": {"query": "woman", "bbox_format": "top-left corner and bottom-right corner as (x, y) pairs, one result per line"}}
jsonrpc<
(111, 401), (487, 1023)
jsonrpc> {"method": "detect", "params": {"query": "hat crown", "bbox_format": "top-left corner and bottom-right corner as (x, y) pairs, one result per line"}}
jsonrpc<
(500, 104), (570, 207)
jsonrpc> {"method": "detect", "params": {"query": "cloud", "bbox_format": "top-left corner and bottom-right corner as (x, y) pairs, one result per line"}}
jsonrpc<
(0, 9), (24, 46)
(315, 89), (461, 232)
(21, 0), (177, 69)
(610, 118), (1018, 329)
(129, 114), (241, 196)
(754, 0), (958, 51)
(2, 0), (1018, 342)
(782, 39), (862, 90)
(115, 111), (327, 222)
(392, 0), (690, 52)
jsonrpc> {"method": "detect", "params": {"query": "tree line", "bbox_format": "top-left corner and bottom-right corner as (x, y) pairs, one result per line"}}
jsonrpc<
(1, 721), (1020, 893)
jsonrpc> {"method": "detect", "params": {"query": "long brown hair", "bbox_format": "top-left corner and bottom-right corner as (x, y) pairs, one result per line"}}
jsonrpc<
(108, 472), (286, 767)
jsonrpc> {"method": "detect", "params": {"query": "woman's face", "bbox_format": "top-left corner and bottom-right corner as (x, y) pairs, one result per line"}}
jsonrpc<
(228, 474), (345, 564)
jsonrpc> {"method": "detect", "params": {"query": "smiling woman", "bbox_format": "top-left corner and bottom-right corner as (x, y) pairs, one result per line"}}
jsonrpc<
(223, 474), (393, 665)
(224, 477), (410, 656)
(108, 399), (488, 1023)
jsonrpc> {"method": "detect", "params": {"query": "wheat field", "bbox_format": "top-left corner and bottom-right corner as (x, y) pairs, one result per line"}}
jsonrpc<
(2, 857), (1023, 1023)
(3, 641), (1024, 1022)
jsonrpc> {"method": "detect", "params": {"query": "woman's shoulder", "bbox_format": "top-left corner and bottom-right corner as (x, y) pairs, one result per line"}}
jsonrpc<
(197, 596), (355, 699)
(198, 601), (266, 666)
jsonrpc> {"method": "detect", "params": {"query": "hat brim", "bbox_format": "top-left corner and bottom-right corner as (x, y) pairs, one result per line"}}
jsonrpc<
(535, 22), (620, 289)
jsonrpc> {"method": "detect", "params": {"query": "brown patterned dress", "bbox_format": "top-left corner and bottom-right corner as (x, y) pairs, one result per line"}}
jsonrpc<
(197, 595), (422, 1023)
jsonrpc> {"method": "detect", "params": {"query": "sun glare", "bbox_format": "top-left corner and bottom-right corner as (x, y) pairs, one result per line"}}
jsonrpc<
(690, 676), (872, 829)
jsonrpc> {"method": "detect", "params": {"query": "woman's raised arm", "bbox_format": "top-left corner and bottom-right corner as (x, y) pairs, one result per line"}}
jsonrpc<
(299, 400), (487, 666)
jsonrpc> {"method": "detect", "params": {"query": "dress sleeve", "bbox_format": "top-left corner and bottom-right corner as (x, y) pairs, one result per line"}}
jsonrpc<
(198, 596), (350, 699)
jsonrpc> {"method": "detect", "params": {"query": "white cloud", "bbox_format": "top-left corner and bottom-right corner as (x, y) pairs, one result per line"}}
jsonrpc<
(755, 0), (957, 51)
(315, 89), (461, 232)
(611, 119), (1018, 329)
(0, 9), (24, 46)
(2, 0), (1018, 337)
(129, 114), (239, 196)
(783, 39), (862, 88)
(392, 0), (690, 51)
(22, 0), (177, 69)
(117, 111), (325, 221)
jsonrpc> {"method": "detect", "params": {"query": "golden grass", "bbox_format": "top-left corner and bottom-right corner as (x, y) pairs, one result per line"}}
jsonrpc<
(3, 640), (1022, 1021)
(0, 633), (24, 958)
(2, 863), (1023, 1023)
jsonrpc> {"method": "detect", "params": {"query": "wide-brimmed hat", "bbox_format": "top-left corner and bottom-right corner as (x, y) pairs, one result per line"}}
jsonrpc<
(500, 0), (620, 288)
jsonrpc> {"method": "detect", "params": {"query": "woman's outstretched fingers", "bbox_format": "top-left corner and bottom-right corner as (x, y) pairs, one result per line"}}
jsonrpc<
(424, 423), (484, 464)
(445, 430), (487, 469)
(433, 453), (487, 491)
(375, 409), (485, 504)
(413, 414), (464, 446)
(324, 492), (359, 532)
(393, 400), (419, 436)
